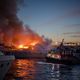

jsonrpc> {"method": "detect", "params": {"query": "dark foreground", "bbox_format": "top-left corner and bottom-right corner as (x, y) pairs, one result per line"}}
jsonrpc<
(4, 59), (80, 80)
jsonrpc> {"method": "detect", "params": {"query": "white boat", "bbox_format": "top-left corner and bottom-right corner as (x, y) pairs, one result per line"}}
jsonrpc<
(0, 51), (15, 80)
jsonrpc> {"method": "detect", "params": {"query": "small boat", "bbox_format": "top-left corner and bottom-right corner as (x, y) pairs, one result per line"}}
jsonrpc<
(0, 51), (15, 80)
(46, 39), (80, 65)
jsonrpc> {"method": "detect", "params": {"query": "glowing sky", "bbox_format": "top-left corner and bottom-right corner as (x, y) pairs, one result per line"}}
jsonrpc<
(18, 0), (80, 42)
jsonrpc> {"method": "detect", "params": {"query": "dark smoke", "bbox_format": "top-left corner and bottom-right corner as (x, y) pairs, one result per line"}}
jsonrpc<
(0, 0), (23, 44)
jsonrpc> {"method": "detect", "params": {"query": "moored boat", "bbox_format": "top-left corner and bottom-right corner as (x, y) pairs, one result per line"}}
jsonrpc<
(0, 51), (15, 80)
(46, 39), (80, 64)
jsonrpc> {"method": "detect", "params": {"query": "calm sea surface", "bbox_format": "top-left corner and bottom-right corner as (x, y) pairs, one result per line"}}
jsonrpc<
(5, 59), (80, 80)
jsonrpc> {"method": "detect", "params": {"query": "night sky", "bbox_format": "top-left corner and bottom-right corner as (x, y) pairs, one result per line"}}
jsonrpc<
(18, 0), (80, 42)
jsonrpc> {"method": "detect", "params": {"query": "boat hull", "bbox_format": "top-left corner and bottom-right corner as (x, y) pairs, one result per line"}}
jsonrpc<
(0, 55), (15, 80)
(46, 57), (80, 65)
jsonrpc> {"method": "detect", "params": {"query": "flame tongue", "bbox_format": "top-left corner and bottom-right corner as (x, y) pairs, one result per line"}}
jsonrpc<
(17, 41), (39, 50)
(18, 44), (29, 49)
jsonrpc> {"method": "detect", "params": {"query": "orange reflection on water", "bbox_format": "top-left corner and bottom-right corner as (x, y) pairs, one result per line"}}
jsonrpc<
(12, 59), (36, 79)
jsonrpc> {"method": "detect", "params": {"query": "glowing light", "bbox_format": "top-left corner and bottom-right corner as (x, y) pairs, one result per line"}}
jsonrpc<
(23, 46), (29, 49)
(47, 54), (51, 57)
(51, 54), (61, 59)
(18, 44), (29, 49)
(18, 44), (24, 49)
(30, 41), (38, 46)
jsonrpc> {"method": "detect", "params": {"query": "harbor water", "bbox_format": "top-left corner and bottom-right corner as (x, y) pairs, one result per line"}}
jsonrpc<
(4, 59), (80, 80)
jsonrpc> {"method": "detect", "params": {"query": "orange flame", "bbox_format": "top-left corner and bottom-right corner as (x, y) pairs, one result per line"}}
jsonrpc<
(0, 26), (46, 52)
(17, 41), (39, 51)
(18, 44), (29, 49)
(30, 41), (38, 46)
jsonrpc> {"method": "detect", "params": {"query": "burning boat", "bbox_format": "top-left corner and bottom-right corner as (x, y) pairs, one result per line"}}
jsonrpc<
(46, 39), (80, 64)
(0, 0), (52, 59)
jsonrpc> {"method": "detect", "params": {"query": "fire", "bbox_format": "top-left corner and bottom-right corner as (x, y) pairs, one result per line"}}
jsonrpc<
(18, 44), (29, 49)
(17, 41), (39, 50)
(30, 41), (38, 46)
(0, 25), (52, 52)
(18, 45), (24, 48)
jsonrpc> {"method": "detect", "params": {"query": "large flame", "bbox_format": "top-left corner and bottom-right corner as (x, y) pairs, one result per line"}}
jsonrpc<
(0, 26), (44, 51)
(17, 41), (39, 50)
(0, 26), (52, 53)
(18, 45), (29, 49)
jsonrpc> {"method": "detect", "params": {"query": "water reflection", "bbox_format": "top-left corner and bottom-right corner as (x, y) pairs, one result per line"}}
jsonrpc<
(4, 59), (80, 80)
(16, 59), (35, 78)
(5, 59), (36, 80)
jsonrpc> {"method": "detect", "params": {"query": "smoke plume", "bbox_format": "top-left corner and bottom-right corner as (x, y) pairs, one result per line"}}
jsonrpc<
(0, 0), (52, 53)
(0, 0), (23, 43)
